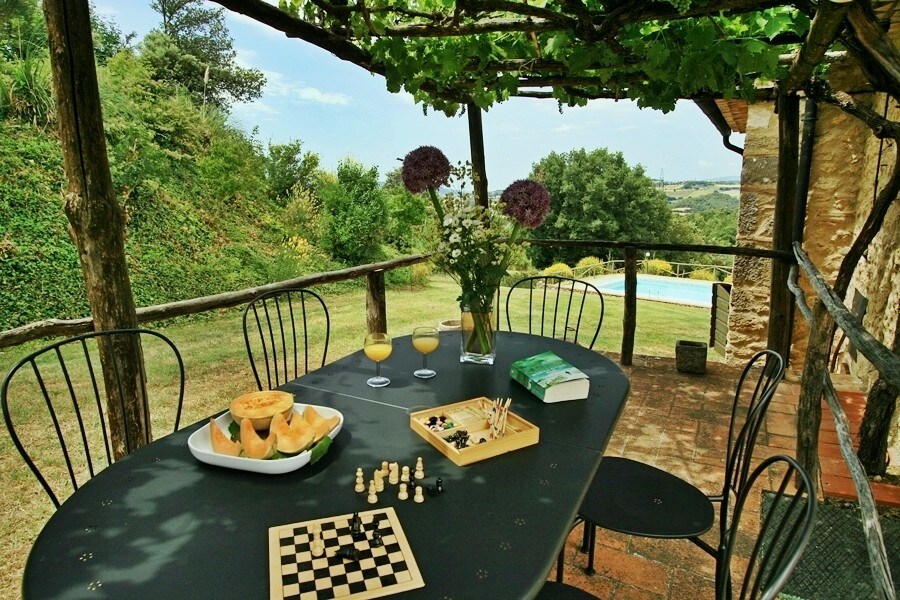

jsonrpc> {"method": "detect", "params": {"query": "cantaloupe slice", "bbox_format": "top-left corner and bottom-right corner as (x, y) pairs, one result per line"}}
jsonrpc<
(304, 407), (340, 443)
(209, 418), (242, 457)
(240, 416), (276, 459)
(271, 411), (316, 455)
(230, 390), (294, 430)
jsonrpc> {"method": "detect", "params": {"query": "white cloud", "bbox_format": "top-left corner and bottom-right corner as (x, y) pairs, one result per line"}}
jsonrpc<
(262, 69), (351, 105)
(234, 100), (280, 117)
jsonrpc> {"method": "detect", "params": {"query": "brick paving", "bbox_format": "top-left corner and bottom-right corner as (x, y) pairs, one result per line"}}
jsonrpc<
(551, 353), (891, 599)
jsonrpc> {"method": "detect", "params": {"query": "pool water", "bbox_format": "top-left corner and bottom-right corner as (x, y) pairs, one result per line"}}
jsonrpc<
(591, 274), (715, 307)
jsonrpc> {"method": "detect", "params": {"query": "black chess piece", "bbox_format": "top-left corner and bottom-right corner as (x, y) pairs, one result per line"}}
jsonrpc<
(336, 547), (360, 562)
(435, 477), (444, 494)
(371, 529), (383, 548)
(350, 513), (365, 541)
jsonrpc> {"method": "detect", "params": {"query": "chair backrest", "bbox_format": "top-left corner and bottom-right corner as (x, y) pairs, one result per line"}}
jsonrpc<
(717, 349), (786, 541)
(716, 455), (816, 600)
(243, 288), (330, 390)
(505, 276), (604, 349)
(1, 328), (185, 508)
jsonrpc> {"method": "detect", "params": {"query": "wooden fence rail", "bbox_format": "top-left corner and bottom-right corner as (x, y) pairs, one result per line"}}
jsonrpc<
(789, 242), (897, 600)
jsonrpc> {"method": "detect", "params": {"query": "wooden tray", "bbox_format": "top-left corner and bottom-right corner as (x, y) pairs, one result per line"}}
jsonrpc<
(409, 397), (539, 466)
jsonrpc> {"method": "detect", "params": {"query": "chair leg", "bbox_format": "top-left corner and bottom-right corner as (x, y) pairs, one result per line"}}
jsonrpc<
(580, 520), (591, 553)
(584, 522), (597, 575)
(556, 546), (565, 582)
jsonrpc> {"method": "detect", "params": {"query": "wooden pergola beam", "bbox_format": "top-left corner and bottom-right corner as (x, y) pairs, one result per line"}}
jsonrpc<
(783, 0), (854, 94)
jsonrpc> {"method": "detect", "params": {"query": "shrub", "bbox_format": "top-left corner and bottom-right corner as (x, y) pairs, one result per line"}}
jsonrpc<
(575, 256), (606, 276)
(541, 262), (574, 278)
(688, 269), (718, 281)
(724, 274), (733, 283)
(501, 268), (539, 288)
(645, 258), (673, 276)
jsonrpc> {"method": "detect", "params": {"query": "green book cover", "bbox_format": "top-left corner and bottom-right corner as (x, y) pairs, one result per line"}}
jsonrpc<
(509, 351), (589, 403)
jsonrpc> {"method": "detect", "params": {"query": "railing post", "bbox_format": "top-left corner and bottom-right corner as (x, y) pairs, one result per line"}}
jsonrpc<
(366, 270), (387, 334)
(621, 247), (637, 365)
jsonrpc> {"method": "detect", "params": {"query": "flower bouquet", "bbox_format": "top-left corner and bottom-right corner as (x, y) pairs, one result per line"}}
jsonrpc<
(401, 146), (550, 364)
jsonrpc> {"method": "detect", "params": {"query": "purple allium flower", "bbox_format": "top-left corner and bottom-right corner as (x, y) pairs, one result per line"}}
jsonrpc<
(500, 179), (551, 229)
(401, 146), (452, 194)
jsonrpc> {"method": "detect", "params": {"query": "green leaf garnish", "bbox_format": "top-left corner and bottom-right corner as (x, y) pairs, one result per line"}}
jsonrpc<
(309, 436), (332, 465)
(228, 419), (240, 441)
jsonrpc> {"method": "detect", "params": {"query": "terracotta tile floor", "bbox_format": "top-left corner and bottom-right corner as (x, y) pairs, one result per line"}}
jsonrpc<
(551, 353), (889, 599)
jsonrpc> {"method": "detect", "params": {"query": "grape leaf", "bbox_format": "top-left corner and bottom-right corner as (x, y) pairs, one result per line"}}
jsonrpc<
(310, 436), (333, 464)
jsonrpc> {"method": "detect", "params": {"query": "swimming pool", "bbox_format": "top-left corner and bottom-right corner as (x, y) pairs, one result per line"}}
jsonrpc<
(589, 274), (715, 308)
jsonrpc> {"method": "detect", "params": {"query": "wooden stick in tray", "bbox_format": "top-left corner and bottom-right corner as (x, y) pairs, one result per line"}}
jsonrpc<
(487, 398), (511, 440)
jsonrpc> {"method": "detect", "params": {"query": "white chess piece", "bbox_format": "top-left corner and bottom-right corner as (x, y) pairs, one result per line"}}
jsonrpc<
(381, 460), (389, 477)
(374, 469), (384, 493)
(354, 472), (365, 493)
(413, 485), (424, 503)
(367, 480), (378, 504)
(414, 456), (424, 480)
(400, 465), (410, 483)
(398, 482), (408, 500)
(310, 523), (324, 557)
(388, 462), (399, 485)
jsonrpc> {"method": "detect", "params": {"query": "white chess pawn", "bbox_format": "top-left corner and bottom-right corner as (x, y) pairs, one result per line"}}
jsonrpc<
(398, 482), (408, 501)
(354, 472), (365, 493)
(381, 460), (389, 477)
(413, 485), (424, 503)
(388, 462), (399, 485)
(374, 469), (384, 493)
(367, 480), (378, 504)
(414, 456), (425, 480)
(310, 523), (324, 557)
(400, 465), (410, 483)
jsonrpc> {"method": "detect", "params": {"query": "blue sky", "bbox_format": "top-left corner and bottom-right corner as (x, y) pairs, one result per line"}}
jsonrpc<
(94, 1), (745, 190)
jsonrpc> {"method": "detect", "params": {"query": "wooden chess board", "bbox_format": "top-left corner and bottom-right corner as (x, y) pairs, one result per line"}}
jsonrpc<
(268, 507), (424, 599)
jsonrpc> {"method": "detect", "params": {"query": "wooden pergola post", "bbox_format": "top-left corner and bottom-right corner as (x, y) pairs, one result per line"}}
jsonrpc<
(43, 0), (149, 457)
(767, 91), (800, 362)
(467, 101), (489, 207)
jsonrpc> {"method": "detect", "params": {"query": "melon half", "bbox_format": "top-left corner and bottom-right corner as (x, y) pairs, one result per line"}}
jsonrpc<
(229, 390), (294, 430)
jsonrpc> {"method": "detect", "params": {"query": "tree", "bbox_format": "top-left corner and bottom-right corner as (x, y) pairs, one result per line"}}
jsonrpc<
(317, 160), (387, 266)
(382, 167), (431, 253)
(527, 148), (673, 267)
(90, 6), (134, 65)
(265, 140), (320, 206)
(146, 0), (264, 109)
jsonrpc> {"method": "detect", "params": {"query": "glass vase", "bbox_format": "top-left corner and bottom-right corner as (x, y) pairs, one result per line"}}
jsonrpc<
(460, 306), (496, 365)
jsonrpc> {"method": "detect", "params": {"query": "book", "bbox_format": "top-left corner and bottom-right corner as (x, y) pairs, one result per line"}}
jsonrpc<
(509, 351), (589, 403)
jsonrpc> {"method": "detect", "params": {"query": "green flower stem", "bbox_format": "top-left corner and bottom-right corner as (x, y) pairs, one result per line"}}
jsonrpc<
(464, 309), (495, 355)
(427, 186), (444, 223)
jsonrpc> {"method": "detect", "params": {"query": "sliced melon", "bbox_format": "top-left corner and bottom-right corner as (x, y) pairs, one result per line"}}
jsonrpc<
(240, 417), (276, 459)
(209, 418), (242, 456)
(271, 411), (316, 455)
(304, 407), (340, 443)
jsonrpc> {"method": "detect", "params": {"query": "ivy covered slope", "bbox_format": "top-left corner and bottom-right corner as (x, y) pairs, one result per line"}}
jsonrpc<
(0, 55), (293, 331)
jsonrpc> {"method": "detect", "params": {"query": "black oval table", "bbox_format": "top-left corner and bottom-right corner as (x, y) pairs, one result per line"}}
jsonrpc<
(23, 332), (629, 600)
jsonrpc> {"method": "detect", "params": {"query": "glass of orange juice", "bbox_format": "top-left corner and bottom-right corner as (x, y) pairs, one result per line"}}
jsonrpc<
(412, 326), (439, 379)
(364, 332), (392, 387)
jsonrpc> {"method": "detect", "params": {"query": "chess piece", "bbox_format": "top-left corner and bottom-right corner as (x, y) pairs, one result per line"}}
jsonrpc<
(351, 512), (365, 541)
(367, 480), (378, 504)
(388, 462), (399, 485)
(336, 547), (360, 562)
(413, 485), (424, 503)
(354, 468), (365, 493)
(398, 482), (408, 500)
(400, 466), (410, 483)
(414, 457), (424, 480)
(371, 529), (383, 548)
(381, 460), (389, 478)
(310, 523), (324, 557)
(435, 477), (444, 494)
(374, 469), (384, 493)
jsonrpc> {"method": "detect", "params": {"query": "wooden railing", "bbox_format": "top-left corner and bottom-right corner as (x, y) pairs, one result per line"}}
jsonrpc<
(0, 241), (786, 366)
(788, 242), (898, 600)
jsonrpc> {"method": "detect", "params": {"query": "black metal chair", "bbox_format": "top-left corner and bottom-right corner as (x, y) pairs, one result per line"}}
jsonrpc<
(505, 275), (604, 349)
(243, 288), (330, 390)
(717, 454), (816, 600)
(573, 349), (785, 576)
(1, 328), (185, 508)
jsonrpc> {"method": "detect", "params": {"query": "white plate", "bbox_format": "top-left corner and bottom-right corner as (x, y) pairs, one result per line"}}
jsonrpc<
(187, 403), (343, 474)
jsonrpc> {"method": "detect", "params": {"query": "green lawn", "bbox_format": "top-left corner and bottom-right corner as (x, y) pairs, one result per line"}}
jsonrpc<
(0, 274), (717, 600)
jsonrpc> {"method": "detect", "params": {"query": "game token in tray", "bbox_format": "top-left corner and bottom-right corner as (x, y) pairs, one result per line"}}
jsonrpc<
(269, 507), (424, 600)
(409, 397), (539, 466)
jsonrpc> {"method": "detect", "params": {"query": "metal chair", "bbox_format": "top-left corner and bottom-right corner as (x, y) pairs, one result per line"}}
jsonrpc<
(243, 288), (330, 390)
(717, 454), (816, 600)
(574, 349), (785, 575)
(505, 276), (604, 349)
(1, 328), (185, 508)
(537, 581), (601, 599)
